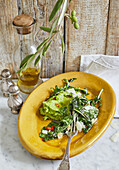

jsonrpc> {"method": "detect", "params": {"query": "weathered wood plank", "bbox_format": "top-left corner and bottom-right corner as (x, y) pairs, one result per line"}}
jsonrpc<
(65, 0), (109, 72)
(0, 0), (18, 78)
(106, 0), (119, 56)
(40, 0), (64, 78)
(21, 0), (64, 78)
(1, 0), (118, 79)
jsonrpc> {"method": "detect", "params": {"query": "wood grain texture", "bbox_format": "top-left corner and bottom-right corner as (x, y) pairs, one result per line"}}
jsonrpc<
(39, 0), (64, 78)
(65, 0), (109, 72)
(106, 0), (119, 56)
(21, 0), (63, 78)
(0, 0), (118, 79)
(0, 0), (18, 77)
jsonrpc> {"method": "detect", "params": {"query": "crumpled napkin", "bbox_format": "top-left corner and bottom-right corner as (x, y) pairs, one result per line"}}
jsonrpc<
(80, 54), (119, 117)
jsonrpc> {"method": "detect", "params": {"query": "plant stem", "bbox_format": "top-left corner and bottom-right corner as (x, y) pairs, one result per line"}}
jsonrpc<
(19, 0), (72, 72)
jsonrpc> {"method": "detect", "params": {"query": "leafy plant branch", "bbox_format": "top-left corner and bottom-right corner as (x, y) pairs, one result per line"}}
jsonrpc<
(18, 0), (79, 73)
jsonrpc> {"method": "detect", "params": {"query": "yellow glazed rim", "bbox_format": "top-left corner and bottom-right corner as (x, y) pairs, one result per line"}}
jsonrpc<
(18, 72), (116, 160)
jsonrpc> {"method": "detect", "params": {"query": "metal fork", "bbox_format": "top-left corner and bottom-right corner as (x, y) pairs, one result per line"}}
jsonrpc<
(58, 113), (78, 170)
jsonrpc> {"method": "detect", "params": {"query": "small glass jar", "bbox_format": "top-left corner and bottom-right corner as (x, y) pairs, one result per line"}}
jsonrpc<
(13, 14), (43, 94)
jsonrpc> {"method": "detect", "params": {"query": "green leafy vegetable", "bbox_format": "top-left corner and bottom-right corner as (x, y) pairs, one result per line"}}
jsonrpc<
(40, 115), (73, 141)
(63, 78), (77, 87)
(50, 78), (77, 96)
(39, 79), (103, 141)
(90, 89), (103, 107)
(74, 108), (87, 119)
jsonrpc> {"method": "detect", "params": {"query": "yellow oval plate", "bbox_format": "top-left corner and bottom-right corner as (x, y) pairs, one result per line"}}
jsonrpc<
(18, 72), (116, 160)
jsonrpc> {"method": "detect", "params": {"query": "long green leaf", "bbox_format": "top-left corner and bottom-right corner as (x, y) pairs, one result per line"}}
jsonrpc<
(34, 49), (43, 66)
(34, 55), (41, 67)
(18, 54), (36, 74)
(42, 40), (52, 56)
(49, 0), (63, 22)
(20, 54), (33, 68)
(36, 38), (48, 51)
(17, 63), (27, 73)
(26, 54), (36, 68)
(58, 0), (68, 26)
(59, 32), (64, 54)
(49, 17), (59, 38)
(40, 26), (57, 33)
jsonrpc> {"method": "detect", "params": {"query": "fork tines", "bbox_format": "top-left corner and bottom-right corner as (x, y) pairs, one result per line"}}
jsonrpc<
(70, 112), (78, 133)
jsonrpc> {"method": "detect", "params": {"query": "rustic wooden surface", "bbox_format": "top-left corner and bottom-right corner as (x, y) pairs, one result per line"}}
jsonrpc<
(19, 0), (63, 78)
(65, 0), (110, 72)
(106, 0), (119, 56)
(0, 0), (19, 78)
(0, 0), (119, 78)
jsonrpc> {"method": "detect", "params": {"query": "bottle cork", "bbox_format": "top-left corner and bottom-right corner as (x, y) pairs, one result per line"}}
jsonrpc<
(13, 14), (34, 35)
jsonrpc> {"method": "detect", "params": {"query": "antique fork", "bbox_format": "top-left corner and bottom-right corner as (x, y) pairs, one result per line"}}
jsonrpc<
(58, 113), (78, 170)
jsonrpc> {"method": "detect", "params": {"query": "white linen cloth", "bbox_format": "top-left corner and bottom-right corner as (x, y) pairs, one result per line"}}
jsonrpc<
(80, 54), (119, 117)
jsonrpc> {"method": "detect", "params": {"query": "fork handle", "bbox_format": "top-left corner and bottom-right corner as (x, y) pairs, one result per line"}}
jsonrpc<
(58, 136), (72, 170)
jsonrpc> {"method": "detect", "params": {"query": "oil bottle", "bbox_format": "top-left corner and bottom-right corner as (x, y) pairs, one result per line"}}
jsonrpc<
(13, 14), (43, 93)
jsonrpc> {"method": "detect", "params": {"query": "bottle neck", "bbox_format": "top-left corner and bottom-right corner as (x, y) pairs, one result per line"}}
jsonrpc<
(13, 19), (36, 42)
(19, 33), (35, 44)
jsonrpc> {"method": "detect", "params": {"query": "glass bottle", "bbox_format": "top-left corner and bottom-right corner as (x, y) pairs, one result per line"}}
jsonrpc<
(13, 14), (43, 94)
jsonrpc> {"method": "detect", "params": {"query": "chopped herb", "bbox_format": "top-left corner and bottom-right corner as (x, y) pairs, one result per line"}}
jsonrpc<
(40, 115), (73, 141)
(39, 79), (103, 141)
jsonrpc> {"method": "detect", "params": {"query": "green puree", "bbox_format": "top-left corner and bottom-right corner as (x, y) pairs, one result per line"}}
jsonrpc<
(40, 91), (73, 120)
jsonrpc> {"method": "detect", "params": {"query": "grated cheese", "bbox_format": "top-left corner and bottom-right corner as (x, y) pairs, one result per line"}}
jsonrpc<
(67, 88), (81, 98)
(76, 121), (85, 132)
(42, 130), (48, 134)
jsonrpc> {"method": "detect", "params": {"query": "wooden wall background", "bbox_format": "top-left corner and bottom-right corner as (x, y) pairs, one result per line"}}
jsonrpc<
(0, 0), (119, 78)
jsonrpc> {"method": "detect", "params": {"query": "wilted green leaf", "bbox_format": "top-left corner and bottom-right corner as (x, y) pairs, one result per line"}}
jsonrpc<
(49, 0), (63, 22)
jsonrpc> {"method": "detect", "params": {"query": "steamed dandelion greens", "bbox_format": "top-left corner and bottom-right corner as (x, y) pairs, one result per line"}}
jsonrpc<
(39, 78), (103, 141)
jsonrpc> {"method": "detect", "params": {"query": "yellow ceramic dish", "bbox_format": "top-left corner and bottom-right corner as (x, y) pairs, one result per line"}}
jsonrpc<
(18, 72), (116, 160)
